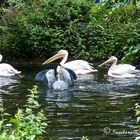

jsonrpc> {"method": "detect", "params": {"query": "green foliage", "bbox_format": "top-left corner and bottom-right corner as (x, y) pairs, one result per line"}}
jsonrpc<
(135, 103), (140, 128)
(135, 103), (140, 140)
(0, 0), (92, 59)
(121, 23), (140, 62)
(89, 3), (140, 61)
(0, 0), (140, 61)
(81, 136), (89, 140)
(0, 85), (47, 140)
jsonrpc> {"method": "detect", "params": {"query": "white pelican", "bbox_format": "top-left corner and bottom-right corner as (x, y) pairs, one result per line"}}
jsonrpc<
(0, 54), (21, 77)
(98, 56), (140, 78)
(42, 50), (98, 75)
(35, 65), (77, 90)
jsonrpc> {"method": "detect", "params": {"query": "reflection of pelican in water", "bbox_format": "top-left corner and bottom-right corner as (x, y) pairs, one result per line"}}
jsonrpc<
(98, 56), (140, 78)
(42, 50), (98, 75)
(0, 54), (21, 77)
(45, 89), (73, 108)
(35, 65), (77, 90)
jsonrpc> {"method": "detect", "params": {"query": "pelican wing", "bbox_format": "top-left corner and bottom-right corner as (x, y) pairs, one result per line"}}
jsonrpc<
(35, 69), (56, 89)
(111, 64), (136, 75)
(60, 65), (77, 80)
(60, 67), (76, 87)
(35, 70), (49, 82)
(63, 60), (97, 74)
(0, 63), (21, 76)
(45, 69), (56, 89)
(64, 60), (93, 71)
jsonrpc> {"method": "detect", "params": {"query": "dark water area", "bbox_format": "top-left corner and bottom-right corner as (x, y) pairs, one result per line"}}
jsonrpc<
(0, 63), (140, 140)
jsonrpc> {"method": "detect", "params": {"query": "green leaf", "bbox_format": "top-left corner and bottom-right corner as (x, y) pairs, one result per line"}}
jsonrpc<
(9, 118), (17, 124)
(137, 117), (140, 123)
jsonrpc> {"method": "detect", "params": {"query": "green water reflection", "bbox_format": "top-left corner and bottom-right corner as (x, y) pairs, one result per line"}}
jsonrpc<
(0, 65), (140, 140)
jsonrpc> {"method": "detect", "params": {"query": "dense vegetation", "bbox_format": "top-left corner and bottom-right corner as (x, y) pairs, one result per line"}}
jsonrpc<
(0, 0), (140, 62)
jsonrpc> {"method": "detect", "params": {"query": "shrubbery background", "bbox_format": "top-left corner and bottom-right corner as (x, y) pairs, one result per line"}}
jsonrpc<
(0, 0), (140, 62)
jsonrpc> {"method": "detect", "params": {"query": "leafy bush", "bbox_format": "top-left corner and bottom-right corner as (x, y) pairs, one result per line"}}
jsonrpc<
(121, 23), (140, 63)
(0, 0), (140, 62)
(0, 85), (47, 140)
(89, 3), (140, 61)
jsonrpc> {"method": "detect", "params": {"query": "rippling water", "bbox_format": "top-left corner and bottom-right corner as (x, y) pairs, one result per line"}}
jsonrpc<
(0, 65), (140, 140)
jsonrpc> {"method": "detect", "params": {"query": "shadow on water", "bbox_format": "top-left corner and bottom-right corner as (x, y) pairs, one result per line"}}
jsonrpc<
(0, 63), (140, 140)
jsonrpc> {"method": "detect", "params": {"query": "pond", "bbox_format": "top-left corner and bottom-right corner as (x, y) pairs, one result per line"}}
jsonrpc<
(0, 63), (140, 140)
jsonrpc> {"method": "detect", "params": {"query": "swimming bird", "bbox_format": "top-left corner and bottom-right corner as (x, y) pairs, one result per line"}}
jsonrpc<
(35, 65), (77, 90)
(42, 50), (98, 75)
(98, 56), (140, 78)
(0, 54), (21, 77)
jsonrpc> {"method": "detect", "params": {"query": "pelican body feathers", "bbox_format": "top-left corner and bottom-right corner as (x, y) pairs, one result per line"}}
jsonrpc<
(35, 65), (77, 90)
(0, 54), (21, 77)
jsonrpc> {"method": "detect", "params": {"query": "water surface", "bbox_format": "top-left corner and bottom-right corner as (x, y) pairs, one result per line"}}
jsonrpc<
(0, 64), (140, 140)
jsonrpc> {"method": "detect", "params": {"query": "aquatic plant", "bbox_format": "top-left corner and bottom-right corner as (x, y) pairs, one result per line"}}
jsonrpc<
(135, 103), (140, 140)
(81, 136), (89, 140)
(0, 85), (47, 140)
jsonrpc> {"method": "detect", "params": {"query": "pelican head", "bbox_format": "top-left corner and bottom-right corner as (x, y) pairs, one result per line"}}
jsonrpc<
(0, 54), (3, 62)
(98, 56), (117, 67)
(42, 50), (68, 65)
